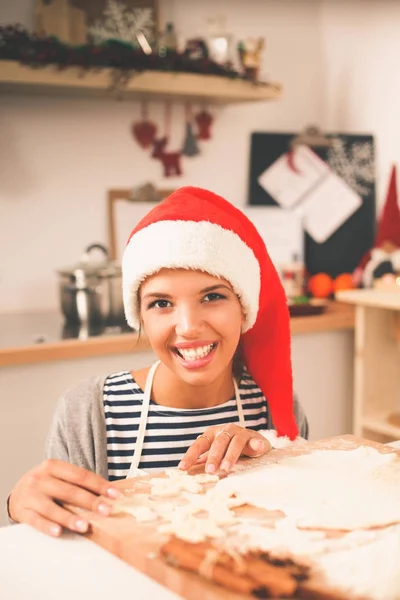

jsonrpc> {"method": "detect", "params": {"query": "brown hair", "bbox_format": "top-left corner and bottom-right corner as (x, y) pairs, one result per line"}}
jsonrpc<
(232, 340), (245, 382)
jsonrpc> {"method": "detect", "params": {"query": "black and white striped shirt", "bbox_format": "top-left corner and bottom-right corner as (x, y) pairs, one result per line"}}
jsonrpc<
(104, 370), (269, 481)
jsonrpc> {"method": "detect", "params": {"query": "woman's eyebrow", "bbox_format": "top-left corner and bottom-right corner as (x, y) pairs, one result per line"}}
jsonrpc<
(199, 284), (232, 293)
(141, 292), (172, 300)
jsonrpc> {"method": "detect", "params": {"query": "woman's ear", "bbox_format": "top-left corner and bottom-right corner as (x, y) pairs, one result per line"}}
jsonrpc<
(140, 315), (145, 333)
(134, 313), (145, 340)
(137, 289), (143, 323)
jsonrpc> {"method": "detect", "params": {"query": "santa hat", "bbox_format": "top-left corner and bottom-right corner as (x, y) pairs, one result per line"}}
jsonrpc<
(357, 164), (400, 273)
(122, 186), (298, 439)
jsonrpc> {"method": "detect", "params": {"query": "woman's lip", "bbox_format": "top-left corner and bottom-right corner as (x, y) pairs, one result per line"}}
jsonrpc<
(173, 340), (217, 350)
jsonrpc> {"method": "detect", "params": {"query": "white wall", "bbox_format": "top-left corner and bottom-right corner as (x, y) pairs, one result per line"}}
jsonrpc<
(320, 0), (400, 210)
(0, 0), (324, 313)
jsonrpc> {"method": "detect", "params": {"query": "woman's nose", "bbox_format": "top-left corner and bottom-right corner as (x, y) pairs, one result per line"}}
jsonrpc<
(175, 305), (203, 337)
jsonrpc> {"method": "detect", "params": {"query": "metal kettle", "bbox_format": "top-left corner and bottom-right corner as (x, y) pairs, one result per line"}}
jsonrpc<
(57, 243), (124, 327)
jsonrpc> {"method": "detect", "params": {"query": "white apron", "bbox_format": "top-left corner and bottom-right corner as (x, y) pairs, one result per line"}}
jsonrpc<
(126, 360), (246, 478)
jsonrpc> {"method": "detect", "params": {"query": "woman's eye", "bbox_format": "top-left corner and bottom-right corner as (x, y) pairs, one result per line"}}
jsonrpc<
(148, 299), (171, 309)
(203, 293), (225, 302)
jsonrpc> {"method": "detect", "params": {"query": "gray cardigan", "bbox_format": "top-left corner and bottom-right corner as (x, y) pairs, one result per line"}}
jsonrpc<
(44, 374), (309, 475)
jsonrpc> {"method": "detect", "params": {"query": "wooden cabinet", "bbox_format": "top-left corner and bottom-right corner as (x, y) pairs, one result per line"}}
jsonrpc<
(337, 289), (400, 442)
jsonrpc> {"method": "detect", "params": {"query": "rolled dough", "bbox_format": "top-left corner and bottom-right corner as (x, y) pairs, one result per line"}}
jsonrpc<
(215, 446), (400, 530)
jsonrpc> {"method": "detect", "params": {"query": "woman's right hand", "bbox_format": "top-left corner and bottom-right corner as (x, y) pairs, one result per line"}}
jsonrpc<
(8, 459), (122, 537)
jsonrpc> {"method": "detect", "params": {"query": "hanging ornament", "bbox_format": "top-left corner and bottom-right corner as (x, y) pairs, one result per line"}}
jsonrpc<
(151, 103), (182, 177)
(195, 108), (213, 140)
(131, 101), (157, 149)
(182, 104), (200, 157)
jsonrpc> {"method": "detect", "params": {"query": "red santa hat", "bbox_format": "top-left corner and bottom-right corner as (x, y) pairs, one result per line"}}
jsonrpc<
(122, 186), (298, 439)
(357, 164), (400, 273)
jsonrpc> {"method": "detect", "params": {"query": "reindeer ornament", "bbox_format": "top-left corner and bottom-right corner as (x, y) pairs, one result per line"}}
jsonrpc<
(152, 137), (182, 177)
(150, 103), (183, 177)
(133, 102), (213, 177)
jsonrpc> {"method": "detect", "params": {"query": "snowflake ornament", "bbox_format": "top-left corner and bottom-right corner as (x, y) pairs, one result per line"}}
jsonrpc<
(327, 137), (375, 196)
(88, 0), (155, 45)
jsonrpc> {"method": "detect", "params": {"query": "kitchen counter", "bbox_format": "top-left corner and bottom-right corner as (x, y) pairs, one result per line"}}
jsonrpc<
(0, 301), (354, 367)
(0, 524), (180, 600)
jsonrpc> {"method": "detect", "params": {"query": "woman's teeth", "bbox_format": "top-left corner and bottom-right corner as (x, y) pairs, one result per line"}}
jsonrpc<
(176, 343), (215, 361)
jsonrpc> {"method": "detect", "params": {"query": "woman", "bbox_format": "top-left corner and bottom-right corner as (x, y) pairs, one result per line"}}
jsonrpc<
(8, 186), (308, 537)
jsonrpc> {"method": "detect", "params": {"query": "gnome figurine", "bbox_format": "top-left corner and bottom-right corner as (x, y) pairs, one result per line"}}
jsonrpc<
(355, 165), (400, 288)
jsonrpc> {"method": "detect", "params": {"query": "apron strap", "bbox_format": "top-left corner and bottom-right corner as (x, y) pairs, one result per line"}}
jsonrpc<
(127, 360), (160, 478)
(233, 376), (246, 428)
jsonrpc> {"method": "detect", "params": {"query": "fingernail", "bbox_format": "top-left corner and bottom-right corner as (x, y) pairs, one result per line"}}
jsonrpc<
(206, 464), (215, 474)
(221, 460), (231, 472)
(98, 503), (111, 516)
(107, 487), (122, 499)
(250, 439), (264, 451)
(178, 461), (187, 470)
(49, 524), (61, 537)
(75, 519), (88, 532)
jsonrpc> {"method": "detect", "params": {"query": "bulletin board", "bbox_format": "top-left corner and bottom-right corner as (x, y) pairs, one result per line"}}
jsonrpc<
(248, 132), (376, 277)
(107, 188), (174, 261)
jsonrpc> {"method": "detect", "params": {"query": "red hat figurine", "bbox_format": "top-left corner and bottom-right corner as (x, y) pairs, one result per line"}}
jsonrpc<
(355, 165), (400, 287)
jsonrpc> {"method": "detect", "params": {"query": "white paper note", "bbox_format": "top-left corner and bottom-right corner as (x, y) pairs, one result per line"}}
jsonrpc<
(297, 171), (363, 243)
(257, 145), (328, 209)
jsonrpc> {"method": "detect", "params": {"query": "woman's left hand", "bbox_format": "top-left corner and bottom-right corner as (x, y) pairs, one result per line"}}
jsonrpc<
(178, 424), (271, 474)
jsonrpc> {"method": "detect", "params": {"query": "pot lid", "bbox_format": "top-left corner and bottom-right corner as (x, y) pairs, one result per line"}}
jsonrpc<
(57, 243), (122, 278)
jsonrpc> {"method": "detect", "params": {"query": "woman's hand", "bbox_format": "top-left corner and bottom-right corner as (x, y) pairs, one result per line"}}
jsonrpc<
(8, 459), (122, 537)
(178, 424), (271, 474)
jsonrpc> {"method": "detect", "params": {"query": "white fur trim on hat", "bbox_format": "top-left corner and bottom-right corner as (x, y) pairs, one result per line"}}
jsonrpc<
(122, 220), (260, 332)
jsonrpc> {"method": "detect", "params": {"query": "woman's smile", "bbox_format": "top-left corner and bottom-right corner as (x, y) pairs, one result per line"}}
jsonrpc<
(172, 341), (218, 369)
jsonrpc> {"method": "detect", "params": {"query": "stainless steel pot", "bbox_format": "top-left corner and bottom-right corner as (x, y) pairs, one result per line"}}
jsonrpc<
(57, 244), (124, 327)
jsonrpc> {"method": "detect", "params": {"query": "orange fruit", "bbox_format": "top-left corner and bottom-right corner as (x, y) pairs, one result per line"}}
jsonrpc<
(333, 273), (355, 292)
(308, 273), (333, 298)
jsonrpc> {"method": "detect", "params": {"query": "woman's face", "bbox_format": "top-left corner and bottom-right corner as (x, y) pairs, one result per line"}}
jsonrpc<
(139, 269), (244, 386)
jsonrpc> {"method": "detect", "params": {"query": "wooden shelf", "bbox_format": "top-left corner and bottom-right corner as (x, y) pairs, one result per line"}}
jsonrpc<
(337, 292), (400, 441)
(0, 60), (282, 104)
(362, 413), (400, 440)
(336, 289), (400, 311)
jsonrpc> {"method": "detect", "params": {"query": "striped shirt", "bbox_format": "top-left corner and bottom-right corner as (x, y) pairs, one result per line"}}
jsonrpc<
(104, 370), (269, 481)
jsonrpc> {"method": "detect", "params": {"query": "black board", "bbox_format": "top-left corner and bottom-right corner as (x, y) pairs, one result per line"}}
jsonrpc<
(248, 132), (376, 277)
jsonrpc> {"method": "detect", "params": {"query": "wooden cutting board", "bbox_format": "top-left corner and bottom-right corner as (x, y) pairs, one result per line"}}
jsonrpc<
(72, 435), (400, 600)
